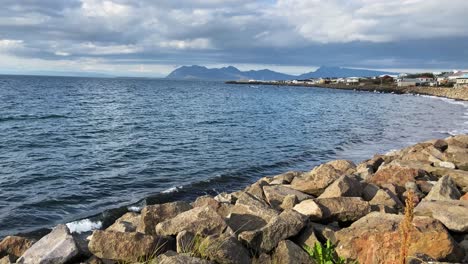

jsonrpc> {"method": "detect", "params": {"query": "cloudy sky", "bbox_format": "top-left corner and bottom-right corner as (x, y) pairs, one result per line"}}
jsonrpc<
(1, 0), (468, 77)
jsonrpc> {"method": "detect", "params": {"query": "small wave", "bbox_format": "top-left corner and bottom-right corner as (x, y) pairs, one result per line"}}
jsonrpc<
(66, 219), (102, 234)
(0, 114), (68, 122)
(420, 95), (468, 107)
(162, 186), (182, 193)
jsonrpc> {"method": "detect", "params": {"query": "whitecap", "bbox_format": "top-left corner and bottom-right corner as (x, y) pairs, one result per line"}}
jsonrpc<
(128, 206), (142, 212)
(162, 186), (181, 193)
(66, 219), (102, 234)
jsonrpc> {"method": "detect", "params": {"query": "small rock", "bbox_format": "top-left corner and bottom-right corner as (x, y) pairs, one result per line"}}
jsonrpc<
(434, 161), (456, 169)
(106, 212), (140, 233)
(198, 234), (250, 264)
(214, 192), (235, 204)
(0, 236), (35, 261)
(156, 206), (227, 236)
(137, 201), (192, 235)
(89, 230), (174, 262)
(430, 167), (468, 192)
(280, 194), (298, 210)
(309, 223), (339, 244)
(424, 175), (461, 201)
(316, 197), (371, 222)
(414, 200), (468, 232)
(244, 179), (269, 202)
(263, 185), (311, 210)
(239, 209), (308, 253)
(416, 180), (434, 194)
(318, 175), (362, 198)
(270, 171), (301, 185)
(369, 189), (403, 211)
(361, 182), (380, 201)
(292, 199), (323, 220)
(293, 224), (320, 249)
(272, 240), (313, 264)
(17, 225), (79, 264)
(433, 139), (449, 152)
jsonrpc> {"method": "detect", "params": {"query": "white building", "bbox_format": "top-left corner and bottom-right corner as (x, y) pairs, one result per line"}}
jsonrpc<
(397, 78), (419, 87)
(455, 74), (468, 88)
(346, 77), (359, 84)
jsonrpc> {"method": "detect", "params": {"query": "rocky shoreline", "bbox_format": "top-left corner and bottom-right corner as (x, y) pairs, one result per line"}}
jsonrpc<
(226, 81), (468, 101)
(1, 135), (468, 263)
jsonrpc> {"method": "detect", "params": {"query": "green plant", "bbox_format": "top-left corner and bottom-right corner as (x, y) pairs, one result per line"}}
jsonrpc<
(303, 240), (356, 264)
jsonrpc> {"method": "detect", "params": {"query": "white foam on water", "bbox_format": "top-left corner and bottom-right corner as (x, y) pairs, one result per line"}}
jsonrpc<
(66, 219), (102, 234)
(128, 206), (141, 212)
(162, 186), (182, 193)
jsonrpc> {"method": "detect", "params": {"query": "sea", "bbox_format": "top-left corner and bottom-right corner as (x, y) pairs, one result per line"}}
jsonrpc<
(0, 75), (467, 238)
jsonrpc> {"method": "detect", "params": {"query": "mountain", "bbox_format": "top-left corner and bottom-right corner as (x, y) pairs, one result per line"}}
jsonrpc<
(166, 65), (295, 80)
(298, 66), (398, 79)
(166, 65), (398, 80)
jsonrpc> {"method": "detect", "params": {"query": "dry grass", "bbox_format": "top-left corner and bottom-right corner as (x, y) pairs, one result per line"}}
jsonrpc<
(399, 190), (415, 264)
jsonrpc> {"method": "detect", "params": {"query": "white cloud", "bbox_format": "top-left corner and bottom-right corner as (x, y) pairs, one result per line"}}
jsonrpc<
(159, 38), (213, 50)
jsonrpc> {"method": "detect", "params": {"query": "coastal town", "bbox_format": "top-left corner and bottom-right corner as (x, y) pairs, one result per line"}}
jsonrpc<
(235, 70), (468, 89)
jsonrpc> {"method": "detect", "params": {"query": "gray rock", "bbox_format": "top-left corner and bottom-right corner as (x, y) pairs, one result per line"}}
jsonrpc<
(263, 185), (311, 210)
(280, 194), (298, 210)
(272, 240), (313, 264)
(318, 175), (362, 198)
(244, 178), (270, 202)
(361, 182), (380, 201)
(106, 212), (140, 233)
(414, 200), (468, 232)
(292, 199), (323, 220)
(17, 225), (79, 264)
(137, 201), (192, 235)
(238, 209), (308, 253)
(89, 230), (174, 262)
(293, 224), (320, 249)
(424, 175), (461, 201)
(226, 192), (279, 233)
(290, 164), (342, 196)
(308, 223), (339, 244)
(430, 168), (468, 192)
(198, 234), (250, 264)
(270, 171), (302, 185)
(316, 197), (371, 222)
(156, 206), (227, 236)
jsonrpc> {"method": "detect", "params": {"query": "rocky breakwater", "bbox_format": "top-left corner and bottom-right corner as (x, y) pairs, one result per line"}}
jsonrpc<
(2, 135), (468, 263)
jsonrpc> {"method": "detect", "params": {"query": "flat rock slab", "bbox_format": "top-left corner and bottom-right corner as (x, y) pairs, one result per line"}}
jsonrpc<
(156, 206), (227, 236)
(414, 200), (468, 232)
(89, 230), (174, 262)
(335, 213), (464, 264)
(17, 225), (79, 264)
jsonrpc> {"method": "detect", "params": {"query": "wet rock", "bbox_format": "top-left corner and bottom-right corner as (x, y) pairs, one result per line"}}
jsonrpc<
(263, 185), (311, 210)
(0, 236), (35, 261)
(156, 206), (227, 236)
(290, 164), (342, 196)
(238, 209), (307, 253)
(198, 234), (250, 264)
(17, 225), (79, 264)
(414, 200), (468, 232)
(292, 199), (323, 220)
(226, 192), (279, 233)
(137, 201), (192, 235)
(270, 171), (301, 185)
(89, 230), (174, 262)
(272, 240), (313, 264)
(106, 212), (140, 233)
(316, 197), (371, 222)
(156, 251), (214, 264)
(335, 213), (464, 264)
(424, 175), (461, 201)
(318, 175), (362, 198)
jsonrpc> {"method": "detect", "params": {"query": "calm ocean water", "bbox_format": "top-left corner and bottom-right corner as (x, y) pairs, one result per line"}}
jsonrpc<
(0, 75), (467, 237)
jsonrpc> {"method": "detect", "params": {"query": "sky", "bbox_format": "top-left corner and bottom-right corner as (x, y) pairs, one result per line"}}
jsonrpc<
(0, 0), (468, 77)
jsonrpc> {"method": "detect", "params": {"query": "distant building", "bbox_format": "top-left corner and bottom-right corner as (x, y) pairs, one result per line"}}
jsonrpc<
(416, 76), (434, 85)
(455, 74), (468, 88)
(346, 77), (359, 84)
(397, 78), (419, 87)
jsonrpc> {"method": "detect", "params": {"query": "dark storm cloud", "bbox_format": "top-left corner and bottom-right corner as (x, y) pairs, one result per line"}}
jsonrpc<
(0, 0), (468, 73)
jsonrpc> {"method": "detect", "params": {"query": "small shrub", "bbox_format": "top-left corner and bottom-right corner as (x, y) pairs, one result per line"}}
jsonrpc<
(303, 240), (356, 264)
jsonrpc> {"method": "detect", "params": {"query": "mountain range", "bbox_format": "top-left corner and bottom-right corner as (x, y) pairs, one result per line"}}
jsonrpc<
(166, 65), (398, 80)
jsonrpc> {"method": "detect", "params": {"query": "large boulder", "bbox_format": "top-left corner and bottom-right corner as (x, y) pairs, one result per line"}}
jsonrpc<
(88, 230), (174, 262)
(239, 210), (308, 253)
(137, 201), (192, 235)
(318, 175), (362, 198)
(326, 160), (356, 175)
(156, 206), (227, 236)
(369, 164), (428, 189)
(17, 225), (79, 264)
(316, 197), (371, 222)
(335, 213), (464, 263)
(292, 199), (323, 220)
(445, 134), (468, 148)
(414, 200), (468, 232)
(424, 175), (461, 201)
(106, 212), (140, 233)
(192, 195), (231, 218)
(0, 236), (35, 261)
(226, 192), (279, 233)
(272, 240), (313, 264)
(263, 185), (311, 210)
(290, 164), (342, 196)
(198, 234), (250, 264)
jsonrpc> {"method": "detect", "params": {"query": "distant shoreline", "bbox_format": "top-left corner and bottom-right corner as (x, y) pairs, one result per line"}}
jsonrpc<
(226, 81), (468, 101)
